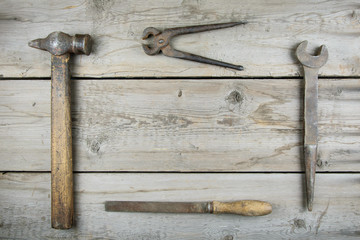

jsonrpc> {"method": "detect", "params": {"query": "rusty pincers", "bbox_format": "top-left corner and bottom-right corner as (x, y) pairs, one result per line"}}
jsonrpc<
(142, 22), (246, 71)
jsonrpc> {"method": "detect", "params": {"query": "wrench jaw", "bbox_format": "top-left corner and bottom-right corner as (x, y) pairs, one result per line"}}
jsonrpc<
(296, 41), (329, 69)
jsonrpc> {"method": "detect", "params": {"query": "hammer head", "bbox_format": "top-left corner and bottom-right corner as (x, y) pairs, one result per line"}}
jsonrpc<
(28, 31), (92, 56)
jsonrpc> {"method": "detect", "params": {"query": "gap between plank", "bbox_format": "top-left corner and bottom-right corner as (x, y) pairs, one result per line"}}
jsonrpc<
(1, 171), (360, 174)
(1, 76), (360, 81)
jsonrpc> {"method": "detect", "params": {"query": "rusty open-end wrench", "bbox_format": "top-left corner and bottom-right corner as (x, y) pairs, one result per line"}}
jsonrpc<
(29, 32), (92, 229)
(296, 41), (328, 211)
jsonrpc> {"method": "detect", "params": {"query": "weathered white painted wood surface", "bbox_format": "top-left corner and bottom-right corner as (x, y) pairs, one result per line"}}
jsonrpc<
(1, 79), (359, 171)
(0, 1), (359, 238)
(0, 0), (360, 78)
(0, 173), (359, 239)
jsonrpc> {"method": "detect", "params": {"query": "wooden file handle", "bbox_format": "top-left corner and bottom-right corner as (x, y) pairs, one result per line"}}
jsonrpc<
(212, 200), (272, 216)
(51, 54), (73, 229)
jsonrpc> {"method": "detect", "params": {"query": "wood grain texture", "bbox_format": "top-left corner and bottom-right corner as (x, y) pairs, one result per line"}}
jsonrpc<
(50, 54), (73, 229)
(0, 0), (360, 78)
(0, 79), (359, 172)
(212, 200), (272, 216)
(0, 173), (359, 239)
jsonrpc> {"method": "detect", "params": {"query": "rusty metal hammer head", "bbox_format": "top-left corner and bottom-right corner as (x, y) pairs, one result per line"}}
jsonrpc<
(28, 31), (92, 56)
(296, 40), (328, 69)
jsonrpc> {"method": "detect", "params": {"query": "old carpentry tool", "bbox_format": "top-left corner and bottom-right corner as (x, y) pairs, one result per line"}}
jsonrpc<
(296, 40), (328, 211)
(105, 200), (272, 216)
(29, 32), (92, 229)
(142, 22), (246, 70)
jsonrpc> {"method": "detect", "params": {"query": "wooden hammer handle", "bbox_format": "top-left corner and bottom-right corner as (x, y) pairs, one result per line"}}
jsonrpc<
(51, 54), (73, 229)
(212, 200), (272, 216)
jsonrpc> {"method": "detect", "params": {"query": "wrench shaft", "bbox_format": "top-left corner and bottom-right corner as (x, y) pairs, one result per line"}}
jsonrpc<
(303, 66), (319, 211)
(304, 66), (319, 145)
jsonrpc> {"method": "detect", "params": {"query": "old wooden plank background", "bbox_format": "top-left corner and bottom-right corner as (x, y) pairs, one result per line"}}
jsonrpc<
(0, 0), (360, 78)
(1, 79), (360, 172)
(0, 0), (359, 239)
(1, 173), (360, 239)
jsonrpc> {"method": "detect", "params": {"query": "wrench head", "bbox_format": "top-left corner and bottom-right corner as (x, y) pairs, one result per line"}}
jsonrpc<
(296, 41), (328, 68)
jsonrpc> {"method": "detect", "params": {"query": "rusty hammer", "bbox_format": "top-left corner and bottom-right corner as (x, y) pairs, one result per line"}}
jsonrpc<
(29, 32), (92, 229)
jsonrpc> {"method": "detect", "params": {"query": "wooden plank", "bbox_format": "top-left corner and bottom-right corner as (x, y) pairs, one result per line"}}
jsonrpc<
(0, 173), (359, 239)
(1, 0), (359, 78)
(1, 79), (359, 172)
